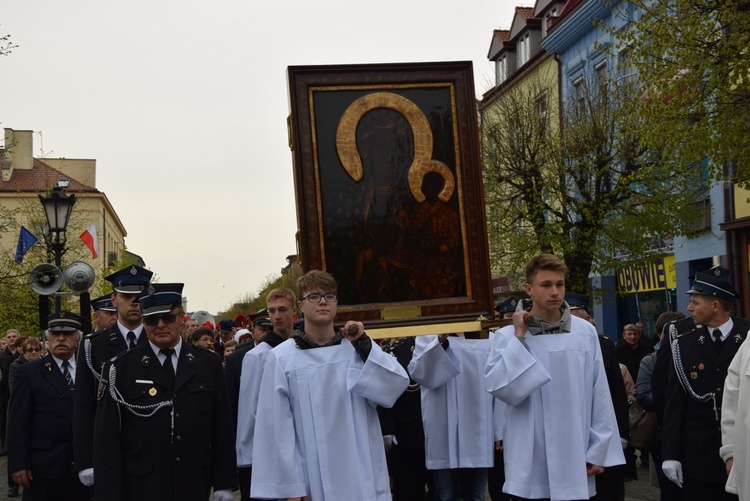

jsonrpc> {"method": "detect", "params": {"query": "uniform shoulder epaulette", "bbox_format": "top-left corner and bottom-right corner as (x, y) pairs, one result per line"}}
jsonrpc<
(109, 347), (137, 364)
(669, 318), (697, 341)
(84, 329), (106, 341)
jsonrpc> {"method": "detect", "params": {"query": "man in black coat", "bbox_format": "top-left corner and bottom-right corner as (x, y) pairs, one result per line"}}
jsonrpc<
(73, 265), (153, 489)
(567, 292), (628, 501)
(7, 312), (89, 501)
(94, 283), (237, 501)
(662, 266), (749, 500)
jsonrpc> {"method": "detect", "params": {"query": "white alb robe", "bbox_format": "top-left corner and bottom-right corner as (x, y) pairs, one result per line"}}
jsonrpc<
(721, 337), (750, 498)
(408, 335), (498, 469)
(484, 317), (624, 500)
(236, 342), (272, 467)
(250, 337), (409, 501)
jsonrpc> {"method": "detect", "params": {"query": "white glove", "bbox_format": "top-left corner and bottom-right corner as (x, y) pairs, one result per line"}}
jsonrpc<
(383, 435), (398, 452)
(78, 468), (94, 487)
(662, 460), (683, 488)
(213, 489), (233, 501)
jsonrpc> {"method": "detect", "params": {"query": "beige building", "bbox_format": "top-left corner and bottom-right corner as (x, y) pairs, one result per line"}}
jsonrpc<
(0, 128), (130, 276)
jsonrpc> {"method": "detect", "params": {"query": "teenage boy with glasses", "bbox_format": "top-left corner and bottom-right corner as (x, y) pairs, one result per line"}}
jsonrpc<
(250, 270), (409, 501)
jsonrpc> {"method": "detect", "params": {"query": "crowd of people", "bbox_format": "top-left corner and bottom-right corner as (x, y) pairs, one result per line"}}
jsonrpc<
(1, 255), (750, 500)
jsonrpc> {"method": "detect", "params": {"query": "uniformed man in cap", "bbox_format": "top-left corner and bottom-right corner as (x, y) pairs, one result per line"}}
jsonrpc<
(73, 265), (153, 490)
(93, 283), (237, 501)
(7, 312), (89, 501)
(90, 295), (117, 332)
(661, 266), (750, 500)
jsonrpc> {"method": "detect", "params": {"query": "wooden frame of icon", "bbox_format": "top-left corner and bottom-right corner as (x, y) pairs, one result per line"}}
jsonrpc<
(287, 61), (493, 329)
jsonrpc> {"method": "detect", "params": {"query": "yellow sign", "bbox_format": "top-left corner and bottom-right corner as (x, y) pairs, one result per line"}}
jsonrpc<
(617, 256), (676, 294)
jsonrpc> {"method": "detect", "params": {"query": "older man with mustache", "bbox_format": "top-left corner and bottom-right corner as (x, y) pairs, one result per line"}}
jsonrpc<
(7, 312), (89, 501)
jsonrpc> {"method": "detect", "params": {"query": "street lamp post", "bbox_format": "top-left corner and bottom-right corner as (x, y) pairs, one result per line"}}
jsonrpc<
(39, 181), (76, 314)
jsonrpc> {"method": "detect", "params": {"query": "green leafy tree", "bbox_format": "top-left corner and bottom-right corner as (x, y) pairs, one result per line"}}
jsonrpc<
(482, 71), (706, 292)
(605, 0), (750, 185)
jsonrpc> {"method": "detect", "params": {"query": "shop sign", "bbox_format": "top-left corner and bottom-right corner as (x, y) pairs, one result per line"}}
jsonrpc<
(617, 256), (676, 294)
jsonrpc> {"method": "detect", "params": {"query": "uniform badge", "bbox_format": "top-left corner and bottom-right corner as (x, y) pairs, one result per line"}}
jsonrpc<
(130, 265), (138, 275)
(690, 371), (698, 379)
(735, 334), (743, 344)
(45, 362), (52, 372)
(141, 355), (151, 366)
(186, 352), (195, 364)
(698, 363), (704, 370)
(149, 387), (157, 397)
(698, 335), (705, 345)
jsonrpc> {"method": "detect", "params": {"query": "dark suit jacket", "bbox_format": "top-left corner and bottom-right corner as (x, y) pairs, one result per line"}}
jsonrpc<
(224, 342), (254, 426)
(73, 325), (145, 472)
(7, 355), (76, 479)
(94, 341), (237, 501)
(662, 316), (750, 483)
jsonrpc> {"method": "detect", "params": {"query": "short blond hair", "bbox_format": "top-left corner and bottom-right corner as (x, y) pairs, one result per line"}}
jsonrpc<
(525, 254), (567, 284)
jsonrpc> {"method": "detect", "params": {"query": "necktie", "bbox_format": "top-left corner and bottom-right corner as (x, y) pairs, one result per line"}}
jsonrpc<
(127, 331), (136, 350)
(713, 328), (723, 352)
(62, 360), (74, 389)
(160, 348), (175, 383)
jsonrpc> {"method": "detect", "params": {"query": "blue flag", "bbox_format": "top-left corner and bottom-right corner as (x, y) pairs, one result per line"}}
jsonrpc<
(14, 226), (38, 264)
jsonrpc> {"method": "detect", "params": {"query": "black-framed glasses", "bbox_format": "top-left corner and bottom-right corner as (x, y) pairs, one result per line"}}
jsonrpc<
(143, 313), (179, 327)
(301, 293), (338, 303)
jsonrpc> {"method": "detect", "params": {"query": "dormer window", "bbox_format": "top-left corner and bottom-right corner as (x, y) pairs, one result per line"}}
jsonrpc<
(496, 54), (508, 84)
(518, 33), (531, 66)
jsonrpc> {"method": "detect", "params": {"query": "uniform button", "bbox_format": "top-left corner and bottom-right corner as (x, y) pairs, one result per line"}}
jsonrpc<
(176, 457), (181, 463)
(717, 388), (722, 392)
(716, 368), (721, 372)
(176, 435), (182, 441)
(175, 413), (180, 419)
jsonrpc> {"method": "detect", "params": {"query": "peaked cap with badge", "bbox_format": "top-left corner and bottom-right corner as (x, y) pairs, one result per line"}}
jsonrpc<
(686, 265), (740, 302)
(494, 297), (519, 316)
(91, 294), (116, 312)
(44, 311), (85, 332)
(565, 292), (590, 311)
(250, 308), (272, 328)
(104, 265), (153, 294)
(138, 283), (184, 316)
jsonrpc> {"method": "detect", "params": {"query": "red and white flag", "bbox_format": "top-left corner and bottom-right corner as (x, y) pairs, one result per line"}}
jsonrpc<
(79, 223), (99, 259)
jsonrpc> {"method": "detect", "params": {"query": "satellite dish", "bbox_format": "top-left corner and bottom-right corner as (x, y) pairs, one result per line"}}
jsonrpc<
(62, 261), (96, 292)
(28, 264), (63, 295)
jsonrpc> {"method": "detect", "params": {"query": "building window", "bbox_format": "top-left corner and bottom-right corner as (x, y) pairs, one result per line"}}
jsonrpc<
(536, 92), (548, 133)
(573, 77), (585, 114)
(543, 7), (558, 38)
(496, 54), (507, 84)
(518, 33), (530, 67)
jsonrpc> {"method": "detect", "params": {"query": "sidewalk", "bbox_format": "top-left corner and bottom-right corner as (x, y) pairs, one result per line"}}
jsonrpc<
(0, 452), (659, 501)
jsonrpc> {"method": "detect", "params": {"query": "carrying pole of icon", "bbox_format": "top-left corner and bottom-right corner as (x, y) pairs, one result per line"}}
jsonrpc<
(29, 181), (96, 333)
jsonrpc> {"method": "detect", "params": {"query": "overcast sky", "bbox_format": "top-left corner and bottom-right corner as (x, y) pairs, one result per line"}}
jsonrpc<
(1, 0), (520, 314)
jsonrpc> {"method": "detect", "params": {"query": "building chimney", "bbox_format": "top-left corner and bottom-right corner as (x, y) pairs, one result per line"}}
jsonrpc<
(2, 128), (34, 181)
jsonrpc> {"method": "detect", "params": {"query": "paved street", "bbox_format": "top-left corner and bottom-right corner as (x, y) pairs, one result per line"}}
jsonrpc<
(0, 452), (660, 501)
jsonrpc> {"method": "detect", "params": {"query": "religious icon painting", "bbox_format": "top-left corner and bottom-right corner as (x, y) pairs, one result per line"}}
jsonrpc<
(287, 62), (493, 329)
